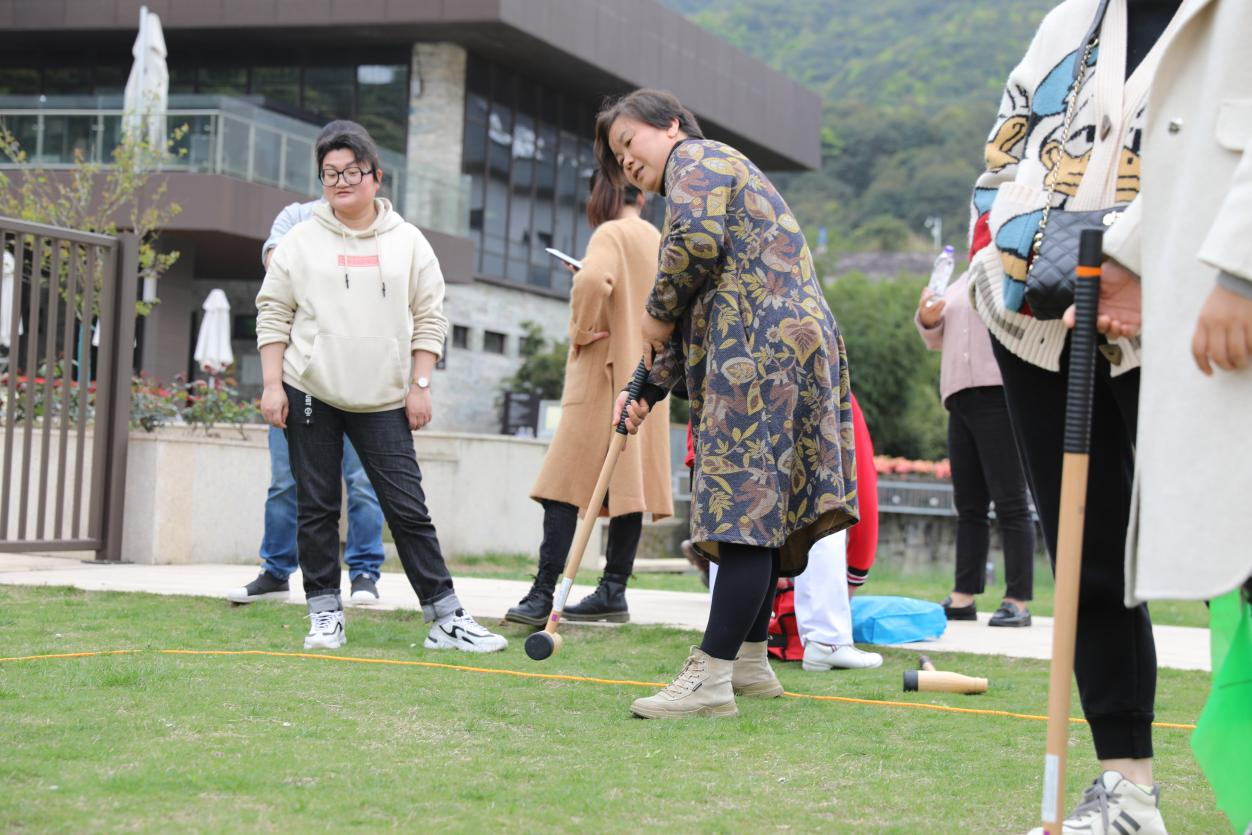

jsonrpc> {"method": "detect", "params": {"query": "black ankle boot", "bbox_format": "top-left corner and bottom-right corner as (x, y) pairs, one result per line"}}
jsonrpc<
(505, 566), (560, 627)
(562, 572), (630, 623)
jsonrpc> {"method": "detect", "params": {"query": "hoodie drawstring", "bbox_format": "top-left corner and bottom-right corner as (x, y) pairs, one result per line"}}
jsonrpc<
(340, 228), (350, 290)
(375, 230), (385, 298)
(333, 202), (386, 298)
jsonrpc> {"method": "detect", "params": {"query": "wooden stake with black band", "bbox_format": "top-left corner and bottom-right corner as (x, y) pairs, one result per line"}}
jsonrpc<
(525, 359), (651, 662)
(1040, 229), (1104, 833)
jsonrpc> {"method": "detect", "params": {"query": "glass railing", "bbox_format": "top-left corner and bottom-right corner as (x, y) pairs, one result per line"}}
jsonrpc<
(0, 95), (472, 238)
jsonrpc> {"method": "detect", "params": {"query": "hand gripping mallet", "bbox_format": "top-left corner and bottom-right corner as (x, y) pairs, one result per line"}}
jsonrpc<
(1040, 229), (1104, 833)
(524, 359), (651, 661)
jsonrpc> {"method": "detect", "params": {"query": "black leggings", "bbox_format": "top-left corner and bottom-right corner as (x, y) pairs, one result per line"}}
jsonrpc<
(992, 338), (1155, 760)
(700, 544), (780, 660)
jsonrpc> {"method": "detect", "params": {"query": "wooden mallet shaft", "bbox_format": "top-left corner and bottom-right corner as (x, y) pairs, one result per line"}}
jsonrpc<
(524, 359), (650, 661)
(1040, 229), (1104, 832)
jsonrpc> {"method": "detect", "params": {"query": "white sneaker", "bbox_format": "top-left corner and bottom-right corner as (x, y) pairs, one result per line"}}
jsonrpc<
(303, 610), (346, 650)
(424, 609), (508, 653)
(801, 641), (883, 671)
(1026, 771), (1168, 835)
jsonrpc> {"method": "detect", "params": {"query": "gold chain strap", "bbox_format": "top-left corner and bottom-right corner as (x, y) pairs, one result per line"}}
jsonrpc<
(1028, 36), (1099, 272)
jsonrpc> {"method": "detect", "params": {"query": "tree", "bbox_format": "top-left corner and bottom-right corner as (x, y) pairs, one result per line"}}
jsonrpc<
(0, 122), (186, 320)
(824, 271), (947, 459)
(503, 321), (568, 400)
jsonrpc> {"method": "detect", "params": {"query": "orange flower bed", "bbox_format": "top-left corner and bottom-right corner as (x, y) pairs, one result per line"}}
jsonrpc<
(873, 455), (952, 480)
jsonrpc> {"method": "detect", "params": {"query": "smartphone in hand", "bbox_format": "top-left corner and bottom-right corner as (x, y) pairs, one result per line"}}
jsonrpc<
(545, 247), (582, 271)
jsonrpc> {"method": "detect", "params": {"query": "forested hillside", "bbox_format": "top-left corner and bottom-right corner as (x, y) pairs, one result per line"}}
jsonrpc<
(664, 0), (1057, 252)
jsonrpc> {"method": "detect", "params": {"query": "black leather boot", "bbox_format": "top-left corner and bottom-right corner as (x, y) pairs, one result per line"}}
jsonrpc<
(505, 564), (561, 626)
(562, 572), (630, 623)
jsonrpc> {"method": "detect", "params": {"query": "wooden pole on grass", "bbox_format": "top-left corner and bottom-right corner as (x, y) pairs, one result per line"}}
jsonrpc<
(1040, 228), (1105, 833)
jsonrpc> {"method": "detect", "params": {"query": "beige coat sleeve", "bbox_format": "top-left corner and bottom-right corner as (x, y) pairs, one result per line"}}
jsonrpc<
(255, 242), (296, 349)
(409, 233), (449, 357)
(1103, 196), (1144, 277)
(568, 226), (620, 346)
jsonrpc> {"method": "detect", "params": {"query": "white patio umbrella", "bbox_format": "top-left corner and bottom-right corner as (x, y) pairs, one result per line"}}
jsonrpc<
(122, 5), (169, 151)
(193, 289), (234, 378)
(1, 249), (22, 350)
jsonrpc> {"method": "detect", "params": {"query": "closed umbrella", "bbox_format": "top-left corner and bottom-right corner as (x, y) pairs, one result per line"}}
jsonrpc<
(1, 249), (21, 352)
(122, 5), (168, 151)
(193, 289), (233, 380)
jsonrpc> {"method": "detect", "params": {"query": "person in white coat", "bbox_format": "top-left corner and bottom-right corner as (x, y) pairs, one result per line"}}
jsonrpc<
(1078, 0), (1252, 606)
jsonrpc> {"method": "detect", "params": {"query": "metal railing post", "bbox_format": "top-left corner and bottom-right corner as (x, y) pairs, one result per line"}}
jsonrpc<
(95, 233), (138, 563)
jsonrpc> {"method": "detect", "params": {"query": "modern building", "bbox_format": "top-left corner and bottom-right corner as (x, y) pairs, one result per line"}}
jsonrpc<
(0, 0), (820, 432)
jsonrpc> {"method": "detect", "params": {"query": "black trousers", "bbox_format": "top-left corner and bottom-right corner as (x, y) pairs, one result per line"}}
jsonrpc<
(946, 386), (1037, 600)
(283, 384), (459, 621)
(536, 499), (643, 576)
(991, 340), (1156, 760)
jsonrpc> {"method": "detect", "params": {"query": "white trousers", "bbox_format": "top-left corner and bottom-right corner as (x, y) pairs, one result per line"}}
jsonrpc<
(706, 529), (852, 647)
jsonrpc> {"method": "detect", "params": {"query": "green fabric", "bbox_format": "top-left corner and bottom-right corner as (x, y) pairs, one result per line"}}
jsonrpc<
(1191, 590), (1252, 833)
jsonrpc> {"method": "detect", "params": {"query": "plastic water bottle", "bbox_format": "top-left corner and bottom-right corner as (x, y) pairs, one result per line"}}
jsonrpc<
(926, 245), (956, 301)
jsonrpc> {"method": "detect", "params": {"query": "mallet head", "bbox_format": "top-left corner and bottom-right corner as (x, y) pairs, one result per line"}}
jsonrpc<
(524, 630), (563, 661)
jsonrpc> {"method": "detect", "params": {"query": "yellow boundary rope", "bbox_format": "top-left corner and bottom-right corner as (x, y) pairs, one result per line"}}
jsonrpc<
(0, 648), (1196, 731)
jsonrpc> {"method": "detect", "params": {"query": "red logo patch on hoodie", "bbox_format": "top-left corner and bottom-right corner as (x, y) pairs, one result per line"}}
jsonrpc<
(337, 254), (380, 267)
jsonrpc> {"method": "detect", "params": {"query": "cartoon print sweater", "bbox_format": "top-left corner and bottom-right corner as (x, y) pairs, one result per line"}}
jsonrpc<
(966, 0), (1179, 374)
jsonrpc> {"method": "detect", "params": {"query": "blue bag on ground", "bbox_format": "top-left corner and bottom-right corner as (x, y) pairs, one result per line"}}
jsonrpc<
(851, 596), (947, 644)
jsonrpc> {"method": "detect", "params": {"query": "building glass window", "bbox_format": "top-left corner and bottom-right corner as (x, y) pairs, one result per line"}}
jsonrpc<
(452, 325), (470, 350)
(0, 49), (411, 155)
(462, 54), (613, 294)
(251, 66), (301, 110)
(355, 65), (407, 157)
(483, 331), (507, 355)
(198, 66), (248, 96)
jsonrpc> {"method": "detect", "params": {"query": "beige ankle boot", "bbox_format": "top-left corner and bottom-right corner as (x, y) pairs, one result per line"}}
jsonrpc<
(630, 647), (738, 719)
(732, 640), (785, 697)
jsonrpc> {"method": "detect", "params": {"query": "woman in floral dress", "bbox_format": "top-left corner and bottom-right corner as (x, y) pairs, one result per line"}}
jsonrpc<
(596, 89), (858, 719)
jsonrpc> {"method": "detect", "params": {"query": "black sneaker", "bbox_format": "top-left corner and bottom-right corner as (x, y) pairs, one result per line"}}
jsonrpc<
(226, 571), (289, 604)
(350, 575), (380, 606)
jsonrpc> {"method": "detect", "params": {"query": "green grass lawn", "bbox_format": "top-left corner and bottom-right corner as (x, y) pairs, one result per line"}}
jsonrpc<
(0, 586), (1224, 833)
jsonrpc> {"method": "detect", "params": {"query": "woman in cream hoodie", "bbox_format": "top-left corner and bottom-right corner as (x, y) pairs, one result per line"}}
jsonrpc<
(255, 122), (507, 654)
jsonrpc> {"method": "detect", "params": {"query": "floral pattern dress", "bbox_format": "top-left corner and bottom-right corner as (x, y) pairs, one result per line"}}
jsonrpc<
(646, 139), (858, 575)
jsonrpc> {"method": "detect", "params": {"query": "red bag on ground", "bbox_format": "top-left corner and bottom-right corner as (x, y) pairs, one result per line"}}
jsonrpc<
(767, 578), (803, 661)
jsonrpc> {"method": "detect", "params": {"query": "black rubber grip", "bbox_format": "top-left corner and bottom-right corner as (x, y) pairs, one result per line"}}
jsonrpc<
(1064, 229), (1103, 454)
(616, 359), (650, 435)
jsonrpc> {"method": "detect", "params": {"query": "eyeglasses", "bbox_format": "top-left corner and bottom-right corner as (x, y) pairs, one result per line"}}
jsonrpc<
(319, 166), (374, 187)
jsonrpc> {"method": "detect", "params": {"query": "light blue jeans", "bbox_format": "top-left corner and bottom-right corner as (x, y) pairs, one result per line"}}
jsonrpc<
(260, 426), (384, 582)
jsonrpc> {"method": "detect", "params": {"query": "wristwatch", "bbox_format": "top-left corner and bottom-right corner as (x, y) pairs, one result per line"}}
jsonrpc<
(412, 376), (430, 390)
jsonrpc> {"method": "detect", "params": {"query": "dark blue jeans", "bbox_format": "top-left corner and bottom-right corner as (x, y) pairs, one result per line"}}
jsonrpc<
(283, 384), (461, 621)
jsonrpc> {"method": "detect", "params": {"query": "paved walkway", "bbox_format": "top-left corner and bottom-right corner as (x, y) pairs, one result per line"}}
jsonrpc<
(0, 553), (1210, 671)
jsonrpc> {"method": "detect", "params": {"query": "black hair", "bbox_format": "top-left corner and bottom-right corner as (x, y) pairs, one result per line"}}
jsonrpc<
(594, 89), (703, 186)
(315, 120), (382, 181)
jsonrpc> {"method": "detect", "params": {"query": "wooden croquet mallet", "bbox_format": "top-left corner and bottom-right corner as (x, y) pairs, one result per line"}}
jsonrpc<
(902, 654), (988, 695)
(524, 359), (651, 662)
(1040, 229), (1104, 833)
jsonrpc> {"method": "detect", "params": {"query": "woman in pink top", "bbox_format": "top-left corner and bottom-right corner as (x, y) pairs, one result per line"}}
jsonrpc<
(915, 272), (1035, 627)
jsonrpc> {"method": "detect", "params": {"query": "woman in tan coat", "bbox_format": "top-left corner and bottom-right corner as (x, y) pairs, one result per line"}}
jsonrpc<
(505, 174), (673, 626)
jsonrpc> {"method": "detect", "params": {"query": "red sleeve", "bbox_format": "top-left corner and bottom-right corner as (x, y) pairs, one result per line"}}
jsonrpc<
(969, 212), (992, 263)
(846, 393), (878, 582)
(684, 422), (694, 469)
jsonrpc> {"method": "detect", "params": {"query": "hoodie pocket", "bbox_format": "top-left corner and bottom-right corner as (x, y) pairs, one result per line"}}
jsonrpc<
(303, 333), (406, 410)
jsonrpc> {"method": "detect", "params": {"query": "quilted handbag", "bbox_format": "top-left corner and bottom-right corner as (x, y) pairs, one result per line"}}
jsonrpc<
(1023, 0), (1122, 320)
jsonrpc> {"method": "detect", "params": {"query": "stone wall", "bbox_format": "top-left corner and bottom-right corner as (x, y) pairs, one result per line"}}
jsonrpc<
(404, 42), (468, 236)
(433, 281), (569, 434)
